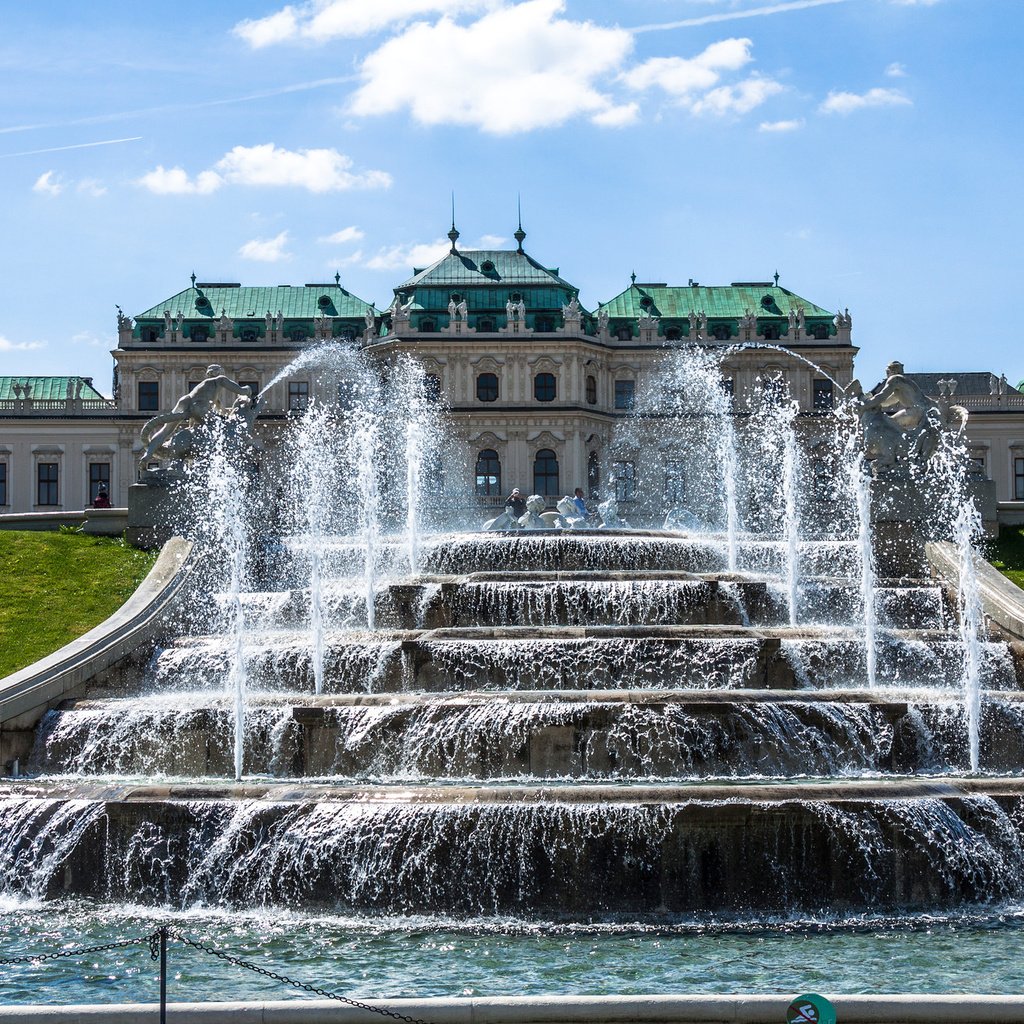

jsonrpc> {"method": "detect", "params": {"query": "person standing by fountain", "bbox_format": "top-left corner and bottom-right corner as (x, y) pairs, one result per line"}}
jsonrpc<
(572, 488), (588, 519)
(505, 488), (526, 519)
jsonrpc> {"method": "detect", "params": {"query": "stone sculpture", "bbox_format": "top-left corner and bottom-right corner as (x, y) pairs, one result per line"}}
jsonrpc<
(483, 510), (519, 531)
(596, 308), (609, 333)
(365, 307), (376, 334)
(518, 494), (548, 529)
(138, 365), (259, 469)
(448, 299), (458, 320)
(597, 498), (629, 530)
(852, 360), (966, 477)
(457, 299), (468, 319)
(555, 495), (591, 530)
(562, 297), (581, 320)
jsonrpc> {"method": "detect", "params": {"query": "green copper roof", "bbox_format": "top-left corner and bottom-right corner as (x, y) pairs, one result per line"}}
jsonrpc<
(135, 283), (377, 321)
(0, 376), (107, 401)
(396, 249), (577, 292)
(600, 283), (834, 320)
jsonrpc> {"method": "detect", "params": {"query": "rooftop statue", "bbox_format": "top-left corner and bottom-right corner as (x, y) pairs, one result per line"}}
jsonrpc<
(138, 365), (260, 469)
(852, 360), (966, 477)
(596, 308), (609, 332)
(562, 296), (581, 319)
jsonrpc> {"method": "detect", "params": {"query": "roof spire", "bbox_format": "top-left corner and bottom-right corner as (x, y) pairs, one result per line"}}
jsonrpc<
(448, 192), (460, 253)
(630, 270), (637, 285)
(190, 271), (196, 287)
(773, 269), (780, 287)
(334, 270), (341, 286)
(514, 194), (526, 253)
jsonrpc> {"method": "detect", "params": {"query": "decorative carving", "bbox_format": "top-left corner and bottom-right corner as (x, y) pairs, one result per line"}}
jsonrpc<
(518, 493), (548, 529)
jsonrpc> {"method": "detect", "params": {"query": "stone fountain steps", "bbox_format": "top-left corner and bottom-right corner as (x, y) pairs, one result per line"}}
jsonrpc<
(154, 626), (1023, 694)
(4, 776), (1024, 916)
(30, 690), (1024, 780)
(237, 574), (950, 632)
(274, 532), (866, 578)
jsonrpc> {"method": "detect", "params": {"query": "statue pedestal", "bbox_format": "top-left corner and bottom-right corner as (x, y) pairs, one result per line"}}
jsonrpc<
(126, 471), (185, 549)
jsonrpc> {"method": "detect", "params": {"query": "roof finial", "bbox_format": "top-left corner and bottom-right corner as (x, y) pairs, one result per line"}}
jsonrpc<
(630, 270), (637, 285)
(335, 270), (341, 286)
(190, 271), (197, 287)
(514, 194), (526, 253)
(773, 269), (780, 287)
(448, 191), (460, 253)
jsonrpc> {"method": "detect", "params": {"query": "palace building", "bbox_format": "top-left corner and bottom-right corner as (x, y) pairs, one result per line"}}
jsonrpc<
(0, 227), (873, 517)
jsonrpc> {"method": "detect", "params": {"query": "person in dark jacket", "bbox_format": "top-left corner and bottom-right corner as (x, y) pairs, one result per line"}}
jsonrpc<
(505, 488), (526, 519)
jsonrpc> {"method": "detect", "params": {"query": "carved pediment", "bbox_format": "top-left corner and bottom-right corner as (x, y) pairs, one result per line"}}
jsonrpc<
(471, 430), (506, 448)
(472, 355), (504, 373)
(527, 429), (563, 449)
(528, 356), (562, 374)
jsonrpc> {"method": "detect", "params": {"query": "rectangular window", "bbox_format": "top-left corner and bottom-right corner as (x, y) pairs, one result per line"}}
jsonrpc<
(614, 379), (635, 411)
(289, 381), (310, 412)
(37, 463), (59, 506)
(611, 460), (636, 502)
(0, 462), (6, 506)
(1016, 457), (1024, 501)
(813, 379), (834, 411)
(138, 381), (159, 411)
(89, 462), (111, 503)
(240, 381), (259, 399)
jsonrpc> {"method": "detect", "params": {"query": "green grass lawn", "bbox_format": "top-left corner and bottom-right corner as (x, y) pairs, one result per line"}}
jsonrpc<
(988, 525), (1024, 590)
(0, 531), (157, 679)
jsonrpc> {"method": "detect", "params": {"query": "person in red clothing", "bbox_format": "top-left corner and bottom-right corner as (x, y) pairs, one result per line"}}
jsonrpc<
(92, 486), (111, 509)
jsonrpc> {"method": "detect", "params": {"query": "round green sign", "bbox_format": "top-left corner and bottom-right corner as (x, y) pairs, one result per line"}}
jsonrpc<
(786, 993), (837, 1024)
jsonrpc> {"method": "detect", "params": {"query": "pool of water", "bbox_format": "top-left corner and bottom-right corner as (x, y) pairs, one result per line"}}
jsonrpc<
(3, 899), (1024, 1004)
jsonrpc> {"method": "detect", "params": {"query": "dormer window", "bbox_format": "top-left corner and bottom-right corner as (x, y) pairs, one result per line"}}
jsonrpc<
(318, 295), (332, 308)
(140, 326), (160, 343)
(480, 260), (496, 274)
(640, 296), (653, 309)
(664, 327), (681, 341)
(195, 296), (210, 311)
(712, 324), (731, 342)
(240, 327), (258, 343)
(760, 295), (774, 310)
(762, 324), (780, 341)
(812, 323), (829, 340)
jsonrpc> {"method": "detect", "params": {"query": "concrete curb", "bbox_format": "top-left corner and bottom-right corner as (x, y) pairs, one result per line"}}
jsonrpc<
(4, 994), (1024, 1023)
(0, 536), (195, 765)
(927, 539), (1024, 639)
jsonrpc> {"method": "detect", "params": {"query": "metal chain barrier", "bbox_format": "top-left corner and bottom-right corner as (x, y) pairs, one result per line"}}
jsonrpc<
(169, 929), (433, 1024)
(0, 933), (154, 967)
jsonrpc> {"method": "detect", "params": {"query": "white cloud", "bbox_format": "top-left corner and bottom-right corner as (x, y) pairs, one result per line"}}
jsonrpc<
(71, 330), (109, 348)
(319, 225), (365, 244)
(591, 102), (640, 127)
(365, 238), (451, 270)
(137, 165), (222, 195)
(820, 86), (911, 114)
(885, 61), (907, 77)
(758, 117), (804, 132)
(890, 0), (940, 5)
(137, 144), (391, 195)
(32, 171), (63, 196)
(0, 334), (45, 352)
(691, 75), (783, 116)
(477, 234), (507, 247)
(348, 0), (635, 134)
(76, 178), (108, 197)
(234, 0), (497, 46)
(623, 38), (753, 98)
(238, 231), (293, 262)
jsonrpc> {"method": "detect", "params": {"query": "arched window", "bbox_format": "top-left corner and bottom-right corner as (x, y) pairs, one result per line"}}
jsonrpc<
(475, 449), (501, 496)
(615, 379), (635, 410)
(587, 451), (600, 497)
(586, 375), (597, 405)
(616, 325), (632, 341)
(190, 324), (210, 343)
(477, 372), (499, 402)
(419, 318), (436, 333)
(477, 316), (496, 332)
(534, 449), (559, 496)
(240, 326), (258, 343)
(712, 324), (731, 342)
(664, 326), (682, 341)
(762, 324), (780, 341)
(534, 372), (556, 402)
(535, 315), (555, 332)
(140, 325), (160, 343)
(290, 325), (309, 342)
(424, 374), (441, 402)
(812, 323), (829, 340)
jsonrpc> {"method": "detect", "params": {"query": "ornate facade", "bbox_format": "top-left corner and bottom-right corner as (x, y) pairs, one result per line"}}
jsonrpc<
(0, 233), (862, 514)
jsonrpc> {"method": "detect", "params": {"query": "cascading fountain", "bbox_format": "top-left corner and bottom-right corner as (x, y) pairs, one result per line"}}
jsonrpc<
(1, 347), (1020, 1004)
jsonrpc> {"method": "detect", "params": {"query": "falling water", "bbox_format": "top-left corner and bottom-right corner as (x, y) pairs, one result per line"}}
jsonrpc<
(721, 411), (740, 572)
(205, 421), (250, 781)
(781, 408), (801, 626)
(852, 452), (878, 689)
(955, 499), (984, 773)
(354, 412), (381, 630)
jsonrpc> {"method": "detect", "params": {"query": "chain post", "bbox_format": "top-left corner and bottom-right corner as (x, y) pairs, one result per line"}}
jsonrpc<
(159, 925), (168, 1024)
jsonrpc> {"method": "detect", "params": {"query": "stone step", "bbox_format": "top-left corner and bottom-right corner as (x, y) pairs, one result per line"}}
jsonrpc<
(4, 776), (1024, 917)
(31, 690), (1024, 780)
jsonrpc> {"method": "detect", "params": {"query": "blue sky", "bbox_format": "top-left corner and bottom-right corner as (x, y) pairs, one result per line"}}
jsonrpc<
(0, 0), (1020, 394)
